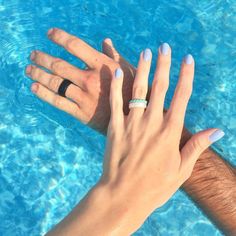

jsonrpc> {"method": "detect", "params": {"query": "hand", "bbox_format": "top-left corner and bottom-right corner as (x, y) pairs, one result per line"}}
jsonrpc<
(46, 47), (224, 236)
(97, 48), (224, 234)
(26, 28), (135, 133)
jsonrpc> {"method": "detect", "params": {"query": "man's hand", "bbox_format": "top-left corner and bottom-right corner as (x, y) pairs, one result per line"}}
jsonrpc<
(26, 28), (135, 133)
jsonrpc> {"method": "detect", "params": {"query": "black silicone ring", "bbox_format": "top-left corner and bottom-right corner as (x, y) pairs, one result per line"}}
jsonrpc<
(58, 79), (73, 97)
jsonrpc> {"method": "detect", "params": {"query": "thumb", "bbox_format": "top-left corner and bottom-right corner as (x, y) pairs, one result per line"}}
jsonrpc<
(180, 128), (225, 178)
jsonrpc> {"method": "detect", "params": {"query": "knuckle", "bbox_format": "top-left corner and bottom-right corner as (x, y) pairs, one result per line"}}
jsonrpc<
(191, 137), (203, 151)
(65, 37), (79, 51)
(51, 59), (64, 72)
(133, 85), (146, 98)
(31, 66), (38, 78)
(154, 78), (169, 93)
(158, 58), (171, 72)
(48, 76), (61, 90)
(35, 51), (44, 63)
(53, 97), (63, 107)
(175, 86), (191, 103)
(32, 67), (43, 80)
(177, 84), (192, 100)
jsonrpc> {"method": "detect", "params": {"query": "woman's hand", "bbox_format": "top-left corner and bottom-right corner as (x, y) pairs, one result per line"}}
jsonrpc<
(46, 46), (224, 236)
(97, 46), (224, 234)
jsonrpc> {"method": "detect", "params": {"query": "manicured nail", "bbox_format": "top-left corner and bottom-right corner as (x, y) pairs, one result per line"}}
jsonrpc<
(30, 51), (36, 60)
(184, 54), (193, 65)
(47, 28), (54, 37)
(143, 48), (152, 61)
(160, 43), (170, 55)
(209, 129), (225, 143)
(25, 65), (32, 75)
(31, 83), (39, 93)
(115, 68), (123, 79)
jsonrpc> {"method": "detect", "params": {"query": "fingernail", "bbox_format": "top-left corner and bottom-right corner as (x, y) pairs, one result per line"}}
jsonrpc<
(143, 48), (152, 61)
(31, 83), (39, 93)
(115, 68), (123, 79)
(160, 43), (170, 55)
(209, 129), (225, 143)
(104, 38), (112, 45)
(47, 28), (54, 37)
(25, 65), (32, 75)
(184, 54), (193, 65)
(30, 51), (36, 60)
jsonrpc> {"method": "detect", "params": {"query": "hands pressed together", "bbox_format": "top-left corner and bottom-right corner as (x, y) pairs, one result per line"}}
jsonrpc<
(26, 28), (230, 235)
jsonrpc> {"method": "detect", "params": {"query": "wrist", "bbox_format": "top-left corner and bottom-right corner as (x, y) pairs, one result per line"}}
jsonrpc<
(47, 183), (136, 236)
(93, 181), (142, 235)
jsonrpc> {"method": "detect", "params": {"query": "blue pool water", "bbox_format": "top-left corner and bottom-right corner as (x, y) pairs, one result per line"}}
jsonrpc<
(0, 0), (235, 235)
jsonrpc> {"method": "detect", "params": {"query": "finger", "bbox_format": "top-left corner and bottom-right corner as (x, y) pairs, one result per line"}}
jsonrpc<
(26, 65), (85, 105)
(47, 28), (102, 68)
(167, 54), (195, 133)
(147, 43), (171, 120)
(31, 83), (87, 123)
(102, 38), (136, 78)
(109, 68), (124, 132)
(129, 49), (152, 117)
(30, 50), (86, 89)
(102, 38), (120, 62)
(103, 68), (124, 175)
(180, 129), (225, 181)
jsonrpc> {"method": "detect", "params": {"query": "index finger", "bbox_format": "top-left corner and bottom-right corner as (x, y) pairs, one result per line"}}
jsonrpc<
(47, 28), (103, 68)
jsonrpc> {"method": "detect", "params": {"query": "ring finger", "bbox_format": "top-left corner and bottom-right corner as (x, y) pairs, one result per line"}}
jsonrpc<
(26, 65), (85, 105)
(129, 48), (152, 118)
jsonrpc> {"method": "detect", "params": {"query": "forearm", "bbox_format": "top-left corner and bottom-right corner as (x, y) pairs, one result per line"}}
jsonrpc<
(180, 128), (236, 234)
(45, 183), (140, 236)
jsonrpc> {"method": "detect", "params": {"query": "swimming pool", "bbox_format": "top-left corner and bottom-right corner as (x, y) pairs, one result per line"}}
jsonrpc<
(0, 0), (235, 235)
